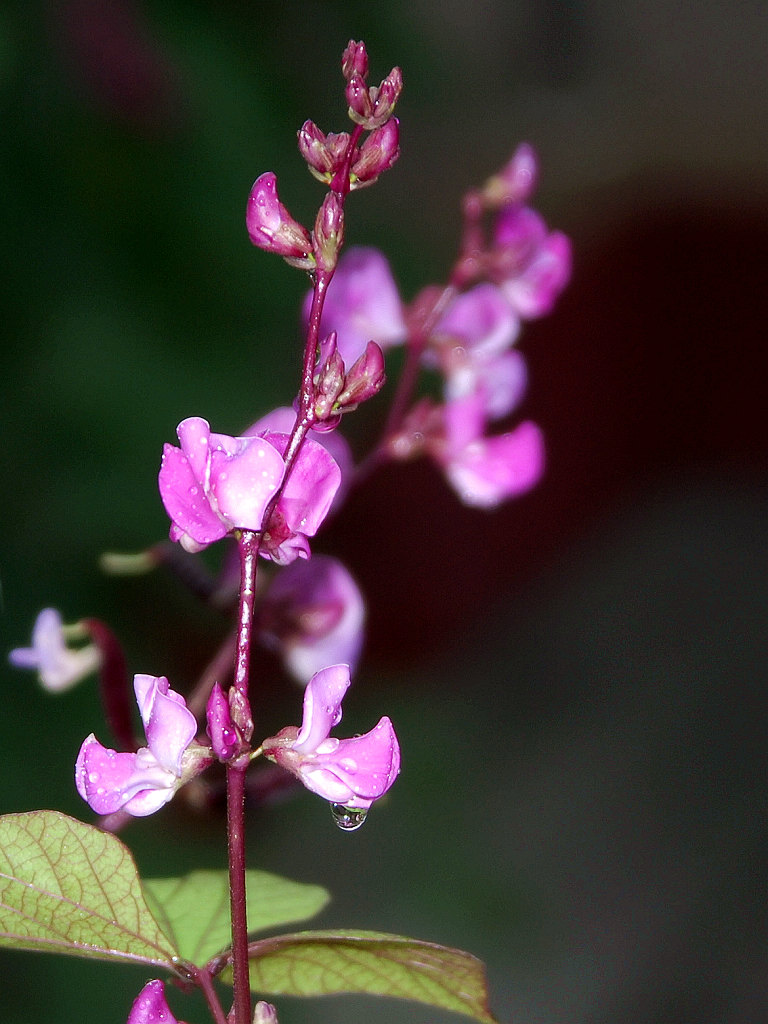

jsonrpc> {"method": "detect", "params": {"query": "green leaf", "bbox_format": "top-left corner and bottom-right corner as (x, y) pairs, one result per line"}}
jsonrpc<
(0, 810), (180, 972)
(143, 870), (330, 966)
(239, 929), (498, 1024)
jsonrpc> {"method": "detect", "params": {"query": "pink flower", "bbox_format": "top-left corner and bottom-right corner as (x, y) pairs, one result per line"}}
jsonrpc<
(158, 416), (341, 564)
(76, 674), (210, 816)
(262, 664), (399, 810)
(304, 247), (406, 367)
(126, 981), (179, 1024)
(8, 608), (101, 693)
(259, 555), (365, 684)
(493, 205), (571, 319)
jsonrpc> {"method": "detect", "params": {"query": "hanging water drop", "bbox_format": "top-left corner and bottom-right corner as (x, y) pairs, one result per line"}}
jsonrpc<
(330, 804), (368, 831)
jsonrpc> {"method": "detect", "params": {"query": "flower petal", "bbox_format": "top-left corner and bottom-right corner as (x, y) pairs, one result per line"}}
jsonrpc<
(135, 675), (197, 776)
(445, 421), (545, 508)
(305, 717), (400, 807)
(293, 664), (350, 753)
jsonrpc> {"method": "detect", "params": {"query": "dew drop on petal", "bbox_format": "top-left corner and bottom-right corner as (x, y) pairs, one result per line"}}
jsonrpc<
(88, 772), (99, 783)
(331, 804), (368, 831)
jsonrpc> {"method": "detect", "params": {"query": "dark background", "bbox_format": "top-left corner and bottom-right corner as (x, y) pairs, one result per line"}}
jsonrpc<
(2, 2), (767, 1022)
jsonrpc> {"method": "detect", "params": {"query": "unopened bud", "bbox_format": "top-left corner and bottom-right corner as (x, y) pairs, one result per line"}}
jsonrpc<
(341, 40), (368, 81)
(313, 332), (346, 423)
(347, 67), (403, 130)
(312, 193), (345, 272)
(298, 121), (351, 184)
(229, 685), (254, 742)
(336, 341), (386, 410)
(206, 682), (242, 761)
(246, 172), (315, 269)
(351, 118), (400, 188)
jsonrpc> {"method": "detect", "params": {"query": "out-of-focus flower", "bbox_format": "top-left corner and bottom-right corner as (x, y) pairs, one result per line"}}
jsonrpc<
(440, 402), (545, 509)
(76, 674), (211, 817)
(492, 204), (571, 319)
(159, 416), (341, 564)
(259, 555), (365, 684)
(126, 980), (179, 1024)
(262, 664), (399, 810)
(304, 247), (406, 367)
(8, 608), (101, 693)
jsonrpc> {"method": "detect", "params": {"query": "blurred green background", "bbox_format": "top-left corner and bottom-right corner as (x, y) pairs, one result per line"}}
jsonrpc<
(3, 2), (768, 1023)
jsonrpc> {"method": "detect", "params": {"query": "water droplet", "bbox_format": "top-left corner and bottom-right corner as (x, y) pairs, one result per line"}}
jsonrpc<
(88, 772), (99, 784)
(331, 804), (368, 831)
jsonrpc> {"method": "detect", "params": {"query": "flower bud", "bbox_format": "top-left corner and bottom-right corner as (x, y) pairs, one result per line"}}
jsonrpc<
(346, 67), (403, 130)
(298, 121), (350, 184)
(313, 332), (346, 424)
(341, 39), (368, 81)
(246, 172), (315, 269)
(336, 341), (386, 410)
(206, 682), (242, 761)
(350, 118), (400, 188)
(313, 192), (345, 272)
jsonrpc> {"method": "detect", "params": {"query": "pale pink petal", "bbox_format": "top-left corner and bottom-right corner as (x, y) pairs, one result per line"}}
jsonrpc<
(135, 675), (197, 776)
(75, 735), (140, 815)
(434, 283), (519, 360)
(445, 421), (545, 508)
(293, 664), (350, 753)
(209, 435), (285, 530)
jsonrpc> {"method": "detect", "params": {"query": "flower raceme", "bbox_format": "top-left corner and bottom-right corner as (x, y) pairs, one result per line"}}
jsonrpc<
(261, 664), (399, 810)
(76, 674), (211, 817)
(158, 416), (341, 564)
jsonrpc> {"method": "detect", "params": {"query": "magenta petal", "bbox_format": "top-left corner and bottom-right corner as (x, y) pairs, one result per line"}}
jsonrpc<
(312, 717), (400, 803)
(294, 665), (351, 753)
(127, 981), (179, 1024)
(446, 421), (545, 508)
(75, 735), (140, 815)
(158, 442), (226, 547)
(210, 435), (285, 530)
(266, 433), (341, 537)
(135, 675), (197, 776)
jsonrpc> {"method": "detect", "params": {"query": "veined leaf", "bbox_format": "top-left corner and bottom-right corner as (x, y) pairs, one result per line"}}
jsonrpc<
(235, 929), (498, 1024)
(143, 870), (330, 966)
(0, 810), (180, 972)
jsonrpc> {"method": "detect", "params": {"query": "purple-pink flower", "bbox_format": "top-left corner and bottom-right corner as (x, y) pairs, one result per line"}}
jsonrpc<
(158, 416), (341, 564)
(304, 246), (406, 367)
(126, 981), (179, 1024)
(261, 664), (399, 810)
(259, 555), (365, 684)
(76, 674), (210, 817)
(8, 608), (101, 692)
